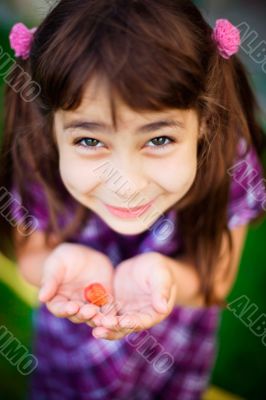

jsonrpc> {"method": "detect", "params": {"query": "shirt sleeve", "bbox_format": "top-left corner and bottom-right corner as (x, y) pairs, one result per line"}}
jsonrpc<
(9, 180), (50, 232)
(227, 137), (266, 229)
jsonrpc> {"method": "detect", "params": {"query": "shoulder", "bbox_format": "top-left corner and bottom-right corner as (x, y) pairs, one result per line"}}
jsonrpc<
(227, 137), (266, 229)
(9, 177), (76, 233)
(9, 180), (50, 231)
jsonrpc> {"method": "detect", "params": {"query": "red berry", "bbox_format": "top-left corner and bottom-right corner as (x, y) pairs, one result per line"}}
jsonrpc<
(83, 283), (109, 306)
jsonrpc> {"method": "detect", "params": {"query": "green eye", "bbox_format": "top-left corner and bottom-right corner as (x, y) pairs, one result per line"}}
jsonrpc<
(147, 136), (176, 150)
(73, 135), (176, 152)
(74, 137), (104, 150)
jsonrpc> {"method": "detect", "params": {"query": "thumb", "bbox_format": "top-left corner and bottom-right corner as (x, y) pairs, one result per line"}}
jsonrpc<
(38, 254), (64, 303)
(38, 279), (58, 303)
(149, 269), (172, 314)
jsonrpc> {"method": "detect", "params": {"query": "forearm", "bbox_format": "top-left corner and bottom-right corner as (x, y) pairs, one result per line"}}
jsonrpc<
(168, 252), (235, 308)
(168, 254), (206, 308)
(168, 226), (248, 308)
(17, 249), (53, 289)
(13, 229), (61, 289)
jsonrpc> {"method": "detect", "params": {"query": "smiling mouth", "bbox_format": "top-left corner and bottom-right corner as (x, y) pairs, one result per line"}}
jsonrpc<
(103, 199), (155, 218)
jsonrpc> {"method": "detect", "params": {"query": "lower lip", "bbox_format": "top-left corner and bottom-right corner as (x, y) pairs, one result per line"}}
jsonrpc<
(104, 200), (155, 219)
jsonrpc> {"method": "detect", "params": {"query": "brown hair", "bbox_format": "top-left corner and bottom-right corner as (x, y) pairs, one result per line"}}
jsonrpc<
(1, 0), (265, 306)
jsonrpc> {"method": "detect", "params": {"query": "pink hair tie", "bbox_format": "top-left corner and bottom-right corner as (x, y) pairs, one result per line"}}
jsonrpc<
(9, 22), (37, 60)
(211, 18), (241, 59)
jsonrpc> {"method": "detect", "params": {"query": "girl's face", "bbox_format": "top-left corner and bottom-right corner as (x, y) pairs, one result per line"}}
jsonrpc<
(54, 75), (201, 235)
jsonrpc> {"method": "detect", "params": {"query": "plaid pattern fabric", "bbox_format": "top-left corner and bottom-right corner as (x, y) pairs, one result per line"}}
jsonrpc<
(29, 303), (220, 400)
(9, 138), (265, 399)
(227, 137), (266, 228)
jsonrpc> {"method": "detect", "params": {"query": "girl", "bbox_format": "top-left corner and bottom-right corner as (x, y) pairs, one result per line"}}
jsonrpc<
(1, 0), (266, 398)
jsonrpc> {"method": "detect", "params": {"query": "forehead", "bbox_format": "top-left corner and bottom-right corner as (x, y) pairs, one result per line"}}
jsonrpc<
(59, 74), (196, 131)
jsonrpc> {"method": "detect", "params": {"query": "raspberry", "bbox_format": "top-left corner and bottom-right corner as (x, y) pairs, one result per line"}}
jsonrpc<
(83, 283), (109, 306)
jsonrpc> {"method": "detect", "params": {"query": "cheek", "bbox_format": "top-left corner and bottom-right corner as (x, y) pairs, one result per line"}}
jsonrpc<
(59, 152), (99, 194)
(155, 149), (197, 193)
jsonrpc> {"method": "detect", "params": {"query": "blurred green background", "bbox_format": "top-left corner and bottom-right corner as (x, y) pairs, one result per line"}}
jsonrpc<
(0, 1), (266, 399)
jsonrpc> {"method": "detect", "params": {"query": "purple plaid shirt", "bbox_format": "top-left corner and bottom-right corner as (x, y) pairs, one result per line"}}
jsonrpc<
(10, 138), (265, 399)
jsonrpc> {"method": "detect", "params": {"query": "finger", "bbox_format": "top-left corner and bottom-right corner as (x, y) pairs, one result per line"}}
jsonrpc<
(90, 311), (118, 328)
(92, 326), (133, 341)
(76, 304), (99, 321)
(83, 300), (118, 327)
(39, 281), (58, 303)
(86, 295), (121, 329)
(100, 297), (119, 316)
(69, 316), (97, 326)
(85, 320), (99, 328)
(76, 305), (108, 327)
(68, 314), (98, 327)
(46, 297), (81, 318)
(68, 316), (84, 324)
(149, 270), (172, 314)
(65, 300), (84, 315)
(39, 255), (65, 303)
(97, 314), (120, 329)
(91, 314), (105, 327)
(92, 309), (147, 339)
(96, 300), (121, 329)
(118, 312), (147, 330)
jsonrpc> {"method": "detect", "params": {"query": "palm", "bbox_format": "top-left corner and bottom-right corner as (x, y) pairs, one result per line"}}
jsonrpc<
(113, 256), (164, 330)
(41, 243), (114, 319)
(115, 260), (151, 307)
(54, 262), (110, 303)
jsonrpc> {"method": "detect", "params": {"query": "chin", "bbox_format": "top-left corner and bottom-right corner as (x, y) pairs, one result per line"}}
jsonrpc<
(102, 212), (155, 234)
(107, 221), (151, 236)
(93, 208), (155, 235)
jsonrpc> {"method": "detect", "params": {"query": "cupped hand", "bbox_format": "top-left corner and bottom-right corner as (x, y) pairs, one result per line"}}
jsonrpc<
(38, 243), (117, 327)
(91, 252), (177, 340)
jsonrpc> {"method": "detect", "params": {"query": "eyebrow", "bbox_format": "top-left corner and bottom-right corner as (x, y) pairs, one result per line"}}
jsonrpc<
(63, 118), (185, 134)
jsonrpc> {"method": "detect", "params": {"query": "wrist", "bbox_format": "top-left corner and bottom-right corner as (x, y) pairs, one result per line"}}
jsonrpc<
(168, 256), (205, 308)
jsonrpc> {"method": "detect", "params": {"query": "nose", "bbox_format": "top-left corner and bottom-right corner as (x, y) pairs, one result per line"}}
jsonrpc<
(108, 156), (149, 202)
